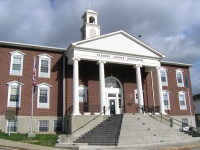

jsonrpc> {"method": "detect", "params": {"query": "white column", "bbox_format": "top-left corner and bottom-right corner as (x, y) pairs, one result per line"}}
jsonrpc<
(72, 57), (81, 115)
(135, 65), (144, 113)
(156, 67), (165, 114)
(98, 61), (106, 113)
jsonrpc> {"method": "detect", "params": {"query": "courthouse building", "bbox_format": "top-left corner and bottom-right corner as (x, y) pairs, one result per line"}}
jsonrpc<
(0, 9), (195, 133)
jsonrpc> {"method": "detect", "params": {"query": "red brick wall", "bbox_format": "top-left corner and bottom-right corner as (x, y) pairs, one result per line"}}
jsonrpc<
(0, 46), (63, 117)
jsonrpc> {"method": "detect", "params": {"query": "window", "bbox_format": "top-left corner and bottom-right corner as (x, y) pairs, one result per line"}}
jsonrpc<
(79, 85), (88, 102)
(134, 89), (138, 104)
(176, 69), (184, 87)
(38, 54), (52, 78)
(160, 67), (168, 86)
(7, 120), (17, 132)
(37, 83), (52, 108)
(163, 90), (170, 110)
(10, 51), (25, 76)
(39, 120), (49, 132)
(54, 120), (62, 132)
(182, 118), (188, 127)
(7, 81), (23, 107)
(178, 91), (187, 110)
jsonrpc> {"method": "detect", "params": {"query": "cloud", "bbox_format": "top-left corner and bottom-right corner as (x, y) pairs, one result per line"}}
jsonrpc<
(0, 0), (199, 94)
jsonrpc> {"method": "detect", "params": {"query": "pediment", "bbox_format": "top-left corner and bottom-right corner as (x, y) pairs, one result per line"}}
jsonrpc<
(72, 30), (165, 59)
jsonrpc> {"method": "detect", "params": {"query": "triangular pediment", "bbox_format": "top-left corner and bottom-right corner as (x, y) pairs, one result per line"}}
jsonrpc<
(72, 30), (165, 59)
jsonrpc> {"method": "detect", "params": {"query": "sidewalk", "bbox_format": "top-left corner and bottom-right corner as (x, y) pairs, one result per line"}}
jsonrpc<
(0, 139), (69, 150)
(1, 138), (200, 150)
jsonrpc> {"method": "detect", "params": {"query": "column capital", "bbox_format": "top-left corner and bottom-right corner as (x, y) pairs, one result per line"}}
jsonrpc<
(97, 60), (106, 64)
(133, 64), (142, 68)
(72, 57), (81, 61)
(156, 66), (162, 70)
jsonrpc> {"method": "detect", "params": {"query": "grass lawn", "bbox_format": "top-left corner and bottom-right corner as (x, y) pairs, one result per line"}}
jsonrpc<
(0, 133), (58, 147)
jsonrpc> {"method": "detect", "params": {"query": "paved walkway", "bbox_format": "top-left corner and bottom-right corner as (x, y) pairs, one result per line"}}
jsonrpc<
(1, 138), (200, 150)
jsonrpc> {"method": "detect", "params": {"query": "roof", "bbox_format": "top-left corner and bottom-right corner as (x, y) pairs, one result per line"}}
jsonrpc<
(161, 60), (193, 67)
(0, 40), (66, 52)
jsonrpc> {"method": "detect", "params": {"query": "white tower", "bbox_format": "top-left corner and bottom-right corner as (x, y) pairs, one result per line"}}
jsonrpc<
(80, 9), (100, 40)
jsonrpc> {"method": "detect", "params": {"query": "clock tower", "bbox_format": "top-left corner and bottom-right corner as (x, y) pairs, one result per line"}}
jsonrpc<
(80, 9), (100, 40)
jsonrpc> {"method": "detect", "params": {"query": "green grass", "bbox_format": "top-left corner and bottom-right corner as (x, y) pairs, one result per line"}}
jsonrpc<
(0, 133), (58, 147)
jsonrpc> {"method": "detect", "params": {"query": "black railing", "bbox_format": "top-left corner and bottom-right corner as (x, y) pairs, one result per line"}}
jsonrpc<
(137, 105), (160, 114)
(149, 113), (199, 136)
(71, 106), (110, 135)
(115, 105), (124, 146)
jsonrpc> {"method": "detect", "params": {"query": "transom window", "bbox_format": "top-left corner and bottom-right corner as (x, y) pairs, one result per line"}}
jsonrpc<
(160, 67), (168, 86)
(10, 51), (25, 76)
(37, 83), (52, 108)
(176, 69), (184, 87)
(105, 77), (120, 88)
(178, 91), (187, 110)
(39, 120), (49, 132)
(38, 54), (52, 78)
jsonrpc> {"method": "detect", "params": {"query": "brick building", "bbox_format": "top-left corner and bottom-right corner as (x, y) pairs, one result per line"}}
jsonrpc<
(0, 9), (195, 134)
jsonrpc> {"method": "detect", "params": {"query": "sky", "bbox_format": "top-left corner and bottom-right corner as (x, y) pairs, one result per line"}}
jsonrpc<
(0, 0), (200, 94)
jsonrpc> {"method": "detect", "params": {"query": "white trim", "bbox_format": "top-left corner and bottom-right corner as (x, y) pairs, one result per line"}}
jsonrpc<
(7, 81), (23, 108)
(37, 83), (51, 108)
(178, 91), (187, 110)
(176, 69), (184, 87)
(160, 67), (168, 86)
(163, 90), (171, 110)
(38, 54), (52, 78)
(9, 50), (25, 76)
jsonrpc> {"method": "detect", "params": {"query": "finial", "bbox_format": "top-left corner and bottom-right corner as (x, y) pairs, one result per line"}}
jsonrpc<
(89, 0), (91, 9)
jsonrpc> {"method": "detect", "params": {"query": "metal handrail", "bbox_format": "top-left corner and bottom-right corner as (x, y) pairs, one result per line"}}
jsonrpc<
(114, 105), (124, 146)
(71, 106), (110, 135)
(149, 113), (197, 131)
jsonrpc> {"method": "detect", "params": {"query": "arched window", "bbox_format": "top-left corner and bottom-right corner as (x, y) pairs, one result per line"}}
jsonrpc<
(89, 16), (95, 23)
(105, 77), (120, 88)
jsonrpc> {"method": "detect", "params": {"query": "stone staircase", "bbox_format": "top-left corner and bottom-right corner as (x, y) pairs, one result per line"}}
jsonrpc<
(118, 113), (194, 146)
(74, 114), (123, 145)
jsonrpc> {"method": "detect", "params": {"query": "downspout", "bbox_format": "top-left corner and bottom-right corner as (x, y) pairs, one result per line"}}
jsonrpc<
(62, 51), (67, 132)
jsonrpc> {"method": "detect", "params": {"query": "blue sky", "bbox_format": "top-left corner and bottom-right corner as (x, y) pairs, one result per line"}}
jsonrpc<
(0, 0), (199, 94)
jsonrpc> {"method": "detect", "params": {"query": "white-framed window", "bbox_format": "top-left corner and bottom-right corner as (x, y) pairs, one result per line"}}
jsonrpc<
(7, 81), (23, 108)
(37, 83), (52, 108)
(160, 67), (168, 86)
(6, 120), (17, 133)
(163, 90), (170, 110)
(176, 69), (184, 87)
(79, 85), (88, 102)
(53, 120), (62, 132)
(178, 91), (187, 110)
(134, 89), (138, 104)
(38, 54), (52, 78)
(182, 118), (188, 127)
(39, 120), (49, 132)
(10, 51), (25, 76)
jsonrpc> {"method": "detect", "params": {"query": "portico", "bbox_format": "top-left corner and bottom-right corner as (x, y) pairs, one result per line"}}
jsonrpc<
(66, 30), (166, 116)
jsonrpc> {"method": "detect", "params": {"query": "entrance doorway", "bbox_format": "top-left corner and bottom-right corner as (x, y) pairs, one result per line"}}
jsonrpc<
(110, 99), (115, 114)
(105, 76), (123, 115)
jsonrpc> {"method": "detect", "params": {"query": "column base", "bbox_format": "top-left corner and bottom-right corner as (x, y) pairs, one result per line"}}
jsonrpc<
(72, 112), (81, 115)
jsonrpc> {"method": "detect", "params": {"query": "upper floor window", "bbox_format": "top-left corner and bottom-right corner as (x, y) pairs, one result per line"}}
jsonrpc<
(160, 67), (168, 86)
(37, 83), (52, 108)
(163, 90), (170, 110)
(178, 91), (187, 110)
(176, 69), (184, 87)
(38, 54), (52, 78)
(10, 51), (25, 76)
(7, 81), (23, 108)
(134, 89), (138, 104)
(79, 85), (88, 102)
